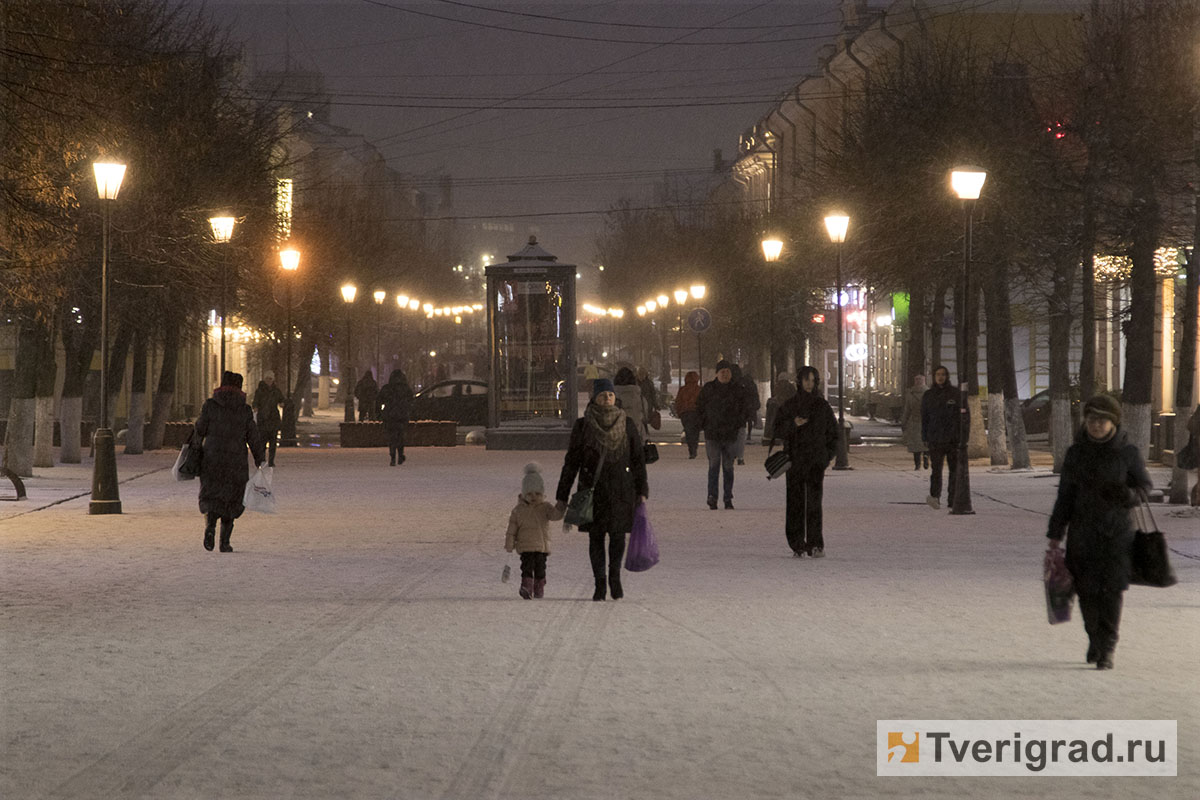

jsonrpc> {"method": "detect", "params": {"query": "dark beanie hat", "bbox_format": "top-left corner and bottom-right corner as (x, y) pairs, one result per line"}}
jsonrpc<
(592, 377), (616, 398)
(1083, 394), (1121, 425)
(221, 370), (244, 389)
(715, 359), (732, 372)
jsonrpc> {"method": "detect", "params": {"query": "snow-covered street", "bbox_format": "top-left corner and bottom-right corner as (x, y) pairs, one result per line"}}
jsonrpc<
(2, 434), (1197, 799)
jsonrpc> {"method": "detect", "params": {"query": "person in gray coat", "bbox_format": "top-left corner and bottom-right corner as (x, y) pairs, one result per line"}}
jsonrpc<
(195, 371), (265, 552)
(900, 374), (928, 470)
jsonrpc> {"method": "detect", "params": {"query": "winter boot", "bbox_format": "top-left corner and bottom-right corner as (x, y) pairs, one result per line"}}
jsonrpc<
(1086, 643), (1099, 664)
(707, 496), (718, 510)
(593, 577), (607, 601)
(1096, 650), (1114, 670)
(219, 520), (234, 553)
(203, 515), (217, 552)
(519, 577), (534, 599)
(608, 570), (623, 600)
(533, 578), (546, 599)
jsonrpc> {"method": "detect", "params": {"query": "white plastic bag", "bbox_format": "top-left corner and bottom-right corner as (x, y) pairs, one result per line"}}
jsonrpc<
(243, 466), (277, 514)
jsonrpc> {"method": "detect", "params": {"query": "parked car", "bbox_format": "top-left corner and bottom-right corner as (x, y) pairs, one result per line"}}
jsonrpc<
(1021, 389), (1080, 435)
(410, 380), (488, 426)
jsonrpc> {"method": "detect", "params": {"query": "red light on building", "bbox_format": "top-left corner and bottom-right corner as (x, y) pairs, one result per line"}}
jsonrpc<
(811, 314), (826, 324)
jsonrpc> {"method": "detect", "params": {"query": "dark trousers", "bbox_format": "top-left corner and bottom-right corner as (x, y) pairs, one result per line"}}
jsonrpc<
(785, 467), (825, 554)
(588, 531), (627, 582)
(519, 551), (547, 580)
(387, 426), (406, 463)
(1078, 589), (1123, 655)
(680, 411), (701, 457)
(928, 443), (958, 501)
(706, 438), (737, 502)
(259, 425), (278, 466)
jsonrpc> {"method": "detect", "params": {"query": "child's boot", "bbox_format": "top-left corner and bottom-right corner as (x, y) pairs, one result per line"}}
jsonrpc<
(519, 577), (534, 599)
(533, 578), (546, 598)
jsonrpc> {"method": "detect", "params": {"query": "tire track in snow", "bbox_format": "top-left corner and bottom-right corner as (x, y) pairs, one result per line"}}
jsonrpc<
(439, 595), (611, 800)
(44, 554), (459, 800)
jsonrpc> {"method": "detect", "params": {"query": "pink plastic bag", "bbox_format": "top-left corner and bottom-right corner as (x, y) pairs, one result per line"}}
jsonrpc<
(625, 504), (659, 572)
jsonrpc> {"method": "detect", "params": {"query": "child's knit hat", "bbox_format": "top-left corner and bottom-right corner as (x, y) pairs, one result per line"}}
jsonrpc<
(522, 462), (544, 495)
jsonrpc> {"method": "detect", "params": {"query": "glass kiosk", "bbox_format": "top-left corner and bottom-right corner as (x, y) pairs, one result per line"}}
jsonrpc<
(485, 237), (577, 449)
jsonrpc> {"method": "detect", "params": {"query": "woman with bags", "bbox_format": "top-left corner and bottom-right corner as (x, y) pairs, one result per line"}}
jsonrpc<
(771, 366), (838, 559)
(195, 371), (265, 552)
(1046, 394), (1152, 670)
(556, 378), (649, 601)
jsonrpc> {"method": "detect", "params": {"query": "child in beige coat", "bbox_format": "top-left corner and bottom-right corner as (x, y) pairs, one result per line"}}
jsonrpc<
(506, 463), (565, 599)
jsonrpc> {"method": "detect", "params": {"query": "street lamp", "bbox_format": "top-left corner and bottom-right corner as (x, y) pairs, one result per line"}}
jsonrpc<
(89, 160), (126, 515)
(341, 283), (357, 422)
(278, 248), (300, 446)
(948, 166), (986, 515)
(674, 289), (688, 387)
(824, 214), (851, 470)
(690, 284), (707, 381)
(208, 216), (236, 377)
(373, 289), (386, 382)
(761, 237), (783, 386)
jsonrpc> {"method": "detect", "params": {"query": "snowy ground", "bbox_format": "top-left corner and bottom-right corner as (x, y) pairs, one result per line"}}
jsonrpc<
(2, 426), (1198, 799)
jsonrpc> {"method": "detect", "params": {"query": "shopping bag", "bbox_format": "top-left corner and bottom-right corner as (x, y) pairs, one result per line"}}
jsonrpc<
(242, 466), (277, 514)
(501, 563), (512, 583)
(171, 432), (202, 481)
(1043, 546), (1073, 625)
(625, 503), (659, 572)
(1129, 501), (1177, 588)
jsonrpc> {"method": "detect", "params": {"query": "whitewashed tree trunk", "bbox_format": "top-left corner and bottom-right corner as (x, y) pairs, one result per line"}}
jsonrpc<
(1051, 398), (1073, 473)
(33, 396), (55, 467)
(124, 391), (145, 454)
(986, 392), (1007, 465)
(3, 398), (36, 477)
(1005, 396), (1031, 470)
(967, 394), (987, 458)
(318, 375), (331, 409)
(1122, 402), (1152, 461)
(1170, 405), (1190, 504)
(59, 396), (83, 463)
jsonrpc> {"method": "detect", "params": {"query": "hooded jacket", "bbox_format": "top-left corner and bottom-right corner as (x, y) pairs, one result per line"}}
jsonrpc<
(674, 371), (701, 415)
(1047, 427), (1152, 593)
(195, 385), (265, 517)
(921, 377), (963, 445)
(377, 369), (414, 430)
(771, 369), (837, 472)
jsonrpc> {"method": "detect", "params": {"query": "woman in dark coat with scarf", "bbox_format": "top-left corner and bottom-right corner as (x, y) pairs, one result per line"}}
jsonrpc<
(377, 368), (414, 466)
(195, 371), (265, 552)
(771, 366), (838, 558)
(557, 378), (650, 601)
(1047, 394), (1152, 670)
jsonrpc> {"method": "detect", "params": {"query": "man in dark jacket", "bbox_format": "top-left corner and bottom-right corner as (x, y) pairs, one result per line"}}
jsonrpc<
(195, 371), (264, 552)
(1047, 394), (1152, 670)
(920, 365), (964, 510)
(252, 371), (284, 467)
(733, 365), (761, 465)
(377, 369), (414, 466)
(698, 359), (744, 509)
(355, 370), (379, 421)
(771, 366), (838, 557)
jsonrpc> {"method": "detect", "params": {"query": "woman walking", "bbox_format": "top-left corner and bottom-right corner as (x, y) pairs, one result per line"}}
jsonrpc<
(252, 371), (284, 467)
(921, 365), (962, 509)
(771, 366), (838, 558)
(613, 366), (647, 435)
(901, 374), (929, 470)
(195, 371), (265, 552)
(556, 378), (649, 601)
(377, 369), (414, 466)
(1047, 394), (1152, 670)
(675, 370), (702, 458)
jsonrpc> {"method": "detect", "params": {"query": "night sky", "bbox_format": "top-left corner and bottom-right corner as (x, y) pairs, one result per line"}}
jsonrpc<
(203, 0), (844, 263)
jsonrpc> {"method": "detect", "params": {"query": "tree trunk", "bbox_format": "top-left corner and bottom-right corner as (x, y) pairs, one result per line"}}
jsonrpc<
(2, 322), (41, 477)
(104, 320), (134, 429)
(984, 260), (1029, 467)
(1049, 259), (1074, 473)
(59, 311), (99, 464)
(1078, 165), (1099, 399)
(929, 286), (946, 372)
(905, 281), (926, 384)
(1120, 186), (1160, 457)
(1170, 227), (1198, 503)
(146, 319), (181, 450)
(33, 320), (57, 468)
(124, 326), (147, 454)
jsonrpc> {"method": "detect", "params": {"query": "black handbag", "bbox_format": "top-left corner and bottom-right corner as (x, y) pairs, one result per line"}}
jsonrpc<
(764, 440), (790, 480)
(565, 448), (605, 528)
(643, 442), (660, 464)
(1129, 500), (1177, 588)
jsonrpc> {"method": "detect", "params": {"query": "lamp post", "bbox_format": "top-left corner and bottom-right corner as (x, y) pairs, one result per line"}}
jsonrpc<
(208, 216), (236, 377)
(373, 289), (385, 381)
(397, 294), (410, 376)
(342, 284), (357, 422)
(761, 237), (783, 386)
(278, 248), (300, 445)
(690, 284), (706, 381)
(824, 213), (851, 471)
(89, 160), (126, 515)
(673, 289), (688, 387)
(636, 305), (647, 364)
(949, 167), (986, 515)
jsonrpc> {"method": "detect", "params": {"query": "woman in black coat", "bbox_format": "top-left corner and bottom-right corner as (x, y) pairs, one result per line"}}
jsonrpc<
(195, 371), (265, 552)
(252, 372), (284, 467)
(557, 378), (649, 601)
(920, 365), (963, 509)
(1047, 394), (1152, 670)
(771, 366), (838, 558)
(377, 368), (414, 466)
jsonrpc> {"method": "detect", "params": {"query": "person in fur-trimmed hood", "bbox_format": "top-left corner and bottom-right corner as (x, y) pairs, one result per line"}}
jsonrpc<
(195, 371), (265, 552)
(505, 463), (564, 599)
